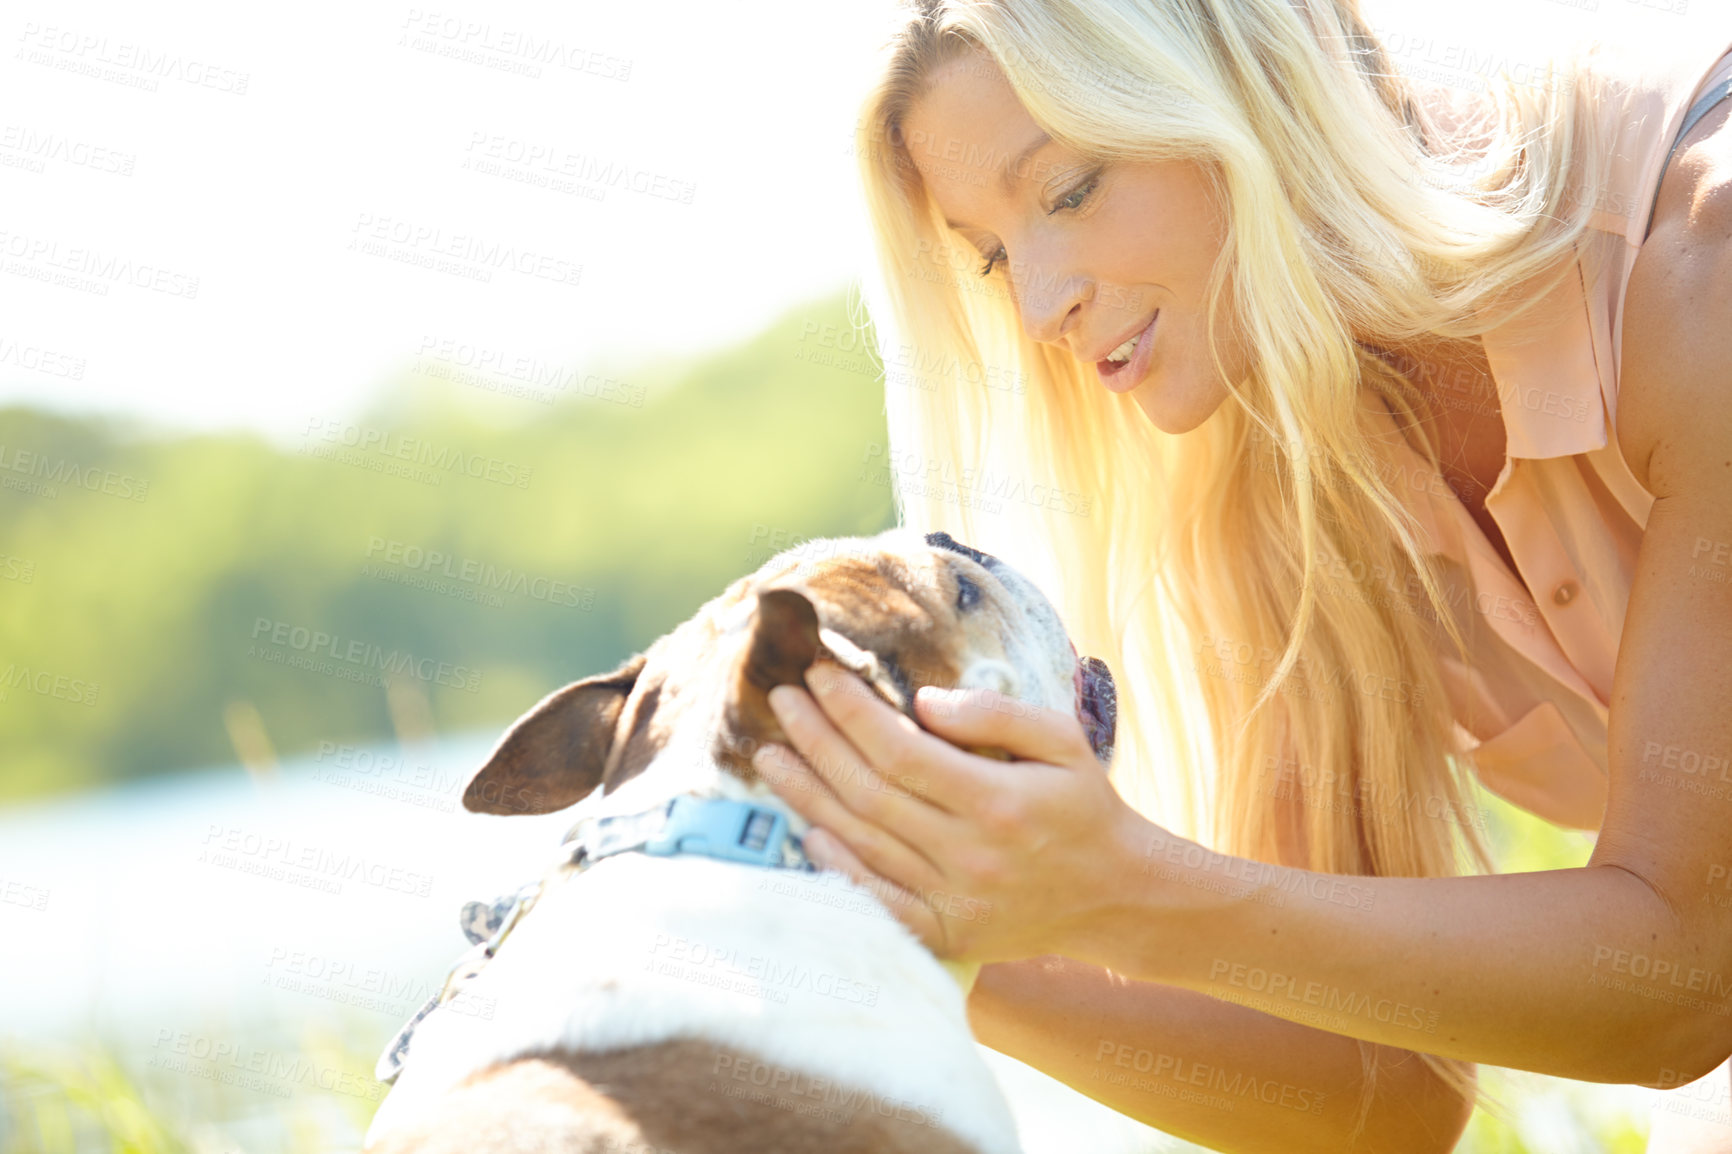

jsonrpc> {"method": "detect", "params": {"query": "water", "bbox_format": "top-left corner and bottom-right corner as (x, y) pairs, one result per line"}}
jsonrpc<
(0, 734), (1177, 1153)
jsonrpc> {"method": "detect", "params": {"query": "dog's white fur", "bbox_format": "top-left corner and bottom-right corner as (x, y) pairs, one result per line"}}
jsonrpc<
(365, 532), (1088, 1153)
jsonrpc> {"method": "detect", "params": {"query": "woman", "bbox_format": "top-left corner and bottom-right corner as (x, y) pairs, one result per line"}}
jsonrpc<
(756, 1), (1732, 1150)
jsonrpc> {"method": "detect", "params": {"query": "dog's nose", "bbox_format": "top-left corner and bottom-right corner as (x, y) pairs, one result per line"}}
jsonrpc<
(958, 659), (1019, 699)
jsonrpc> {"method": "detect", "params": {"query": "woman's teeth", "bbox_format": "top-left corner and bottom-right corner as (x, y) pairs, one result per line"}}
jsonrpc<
(1105, 334), (1139, 364)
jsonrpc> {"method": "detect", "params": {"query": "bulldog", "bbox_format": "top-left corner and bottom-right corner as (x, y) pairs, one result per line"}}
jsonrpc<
(362, 529), (1117, 1154)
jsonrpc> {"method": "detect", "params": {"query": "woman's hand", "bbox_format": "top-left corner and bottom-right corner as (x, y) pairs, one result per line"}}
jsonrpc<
(751, 664), (1154, 963)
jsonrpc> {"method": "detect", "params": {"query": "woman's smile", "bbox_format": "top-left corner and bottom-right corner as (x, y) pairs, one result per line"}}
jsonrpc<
(1091, 309), (1159, 393)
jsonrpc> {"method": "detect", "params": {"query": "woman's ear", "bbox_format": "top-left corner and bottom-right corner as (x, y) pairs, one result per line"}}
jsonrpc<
(461, 653), (648, 815)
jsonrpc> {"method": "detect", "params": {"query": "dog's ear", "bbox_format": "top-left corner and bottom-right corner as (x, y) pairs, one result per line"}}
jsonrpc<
(462, 653), (648, 815)
(718, 589), (822, 775)
(741, 588), (822, 693)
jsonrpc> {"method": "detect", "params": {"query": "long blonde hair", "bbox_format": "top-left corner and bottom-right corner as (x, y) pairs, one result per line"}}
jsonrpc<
(854, 0), (1608, 1115)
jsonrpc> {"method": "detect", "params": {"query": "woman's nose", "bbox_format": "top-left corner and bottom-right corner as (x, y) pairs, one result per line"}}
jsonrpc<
(1011, 255), (1092, 347)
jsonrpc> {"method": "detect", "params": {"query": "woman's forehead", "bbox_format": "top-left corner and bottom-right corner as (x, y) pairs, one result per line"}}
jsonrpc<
(902, 55), (1061, 227)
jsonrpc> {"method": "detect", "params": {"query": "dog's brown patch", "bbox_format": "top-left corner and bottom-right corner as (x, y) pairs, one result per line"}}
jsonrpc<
(365, 1039), (982, 1154)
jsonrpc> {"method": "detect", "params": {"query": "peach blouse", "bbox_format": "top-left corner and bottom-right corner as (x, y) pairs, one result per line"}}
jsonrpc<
(1372, 32), (1732, 831)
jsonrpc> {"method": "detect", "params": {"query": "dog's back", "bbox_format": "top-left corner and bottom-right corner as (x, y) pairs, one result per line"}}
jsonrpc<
(365, 853), (1020, 1153)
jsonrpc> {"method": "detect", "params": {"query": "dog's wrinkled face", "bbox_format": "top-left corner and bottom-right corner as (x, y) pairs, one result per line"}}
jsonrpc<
(461, 529), (1116, 817)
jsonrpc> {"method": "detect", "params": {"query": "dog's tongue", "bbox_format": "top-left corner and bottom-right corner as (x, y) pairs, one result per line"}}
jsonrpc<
(1074, 653), (1118, 764)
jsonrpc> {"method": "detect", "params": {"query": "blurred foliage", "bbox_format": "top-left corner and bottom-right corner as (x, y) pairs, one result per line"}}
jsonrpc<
(0, 1014), (386, 1154)
(1, 1049), (187, 1154)
(0, 294), (894, 803)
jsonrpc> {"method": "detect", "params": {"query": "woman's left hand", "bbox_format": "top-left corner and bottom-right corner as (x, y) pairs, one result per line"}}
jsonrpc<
(751, 664), (1152, 962)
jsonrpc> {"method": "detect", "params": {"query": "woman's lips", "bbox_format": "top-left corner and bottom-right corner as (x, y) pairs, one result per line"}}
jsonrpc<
(1094, 311), (1159, 394)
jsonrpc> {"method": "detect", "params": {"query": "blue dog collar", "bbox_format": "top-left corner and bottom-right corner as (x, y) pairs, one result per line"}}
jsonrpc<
(563, 795), (816, 873)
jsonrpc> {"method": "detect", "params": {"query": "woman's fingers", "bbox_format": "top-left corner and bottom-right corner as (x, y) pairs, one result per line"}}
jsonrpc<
(753, 740), (949, 898)
(914, 684), (1097, 770)
(798, 666), (995, 814)
(767, 672), (969, 831)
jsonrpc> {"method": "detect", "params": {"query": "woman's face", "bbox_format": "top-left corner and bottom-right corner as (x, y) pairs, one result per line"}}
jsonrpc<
(901, 51), (1246, 433)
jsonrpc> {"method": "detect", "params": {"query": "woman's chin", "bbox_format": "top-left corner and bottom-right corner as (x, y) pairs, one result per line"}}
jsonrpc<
(1129, 374), (1229, 435)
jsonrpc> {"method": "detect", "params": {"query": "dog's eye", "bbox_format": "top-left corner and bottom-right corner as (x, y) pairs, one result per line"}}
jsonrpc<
(955, 573), (981, 612)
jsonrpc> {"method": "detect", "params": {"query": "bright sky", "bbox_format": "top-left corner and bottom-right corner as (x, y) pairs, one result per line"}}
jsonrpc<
(0, 0), (1719, 443)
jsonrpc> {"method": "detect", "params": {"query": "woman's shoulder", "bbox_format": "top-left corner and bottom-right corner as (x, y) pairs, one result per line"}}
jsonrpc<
(1616, 78), (1732, 495)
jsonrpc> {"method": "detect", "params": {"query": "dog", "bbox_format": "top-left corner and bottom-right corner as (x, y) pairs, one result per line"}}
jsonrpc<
(362, 528), (1118, 1154)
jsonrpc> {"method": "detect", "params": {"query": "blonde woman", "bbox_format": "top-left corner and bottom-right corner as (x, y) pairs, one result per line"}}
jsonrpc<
(751, 0), (1732, 1150)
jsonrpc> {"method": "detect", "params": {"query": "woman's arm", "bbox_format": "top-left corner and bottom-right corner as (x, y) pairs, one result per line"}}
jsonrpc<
(755, 155), (1732, 1086)
(969, 956), (1472, 1154)
(761, 583), (1730, 1087)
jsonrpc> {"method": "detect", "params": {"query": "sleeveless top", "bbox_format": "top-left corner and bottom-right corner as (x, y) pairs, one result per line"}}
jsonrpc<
(1369, 31), (1732, 831)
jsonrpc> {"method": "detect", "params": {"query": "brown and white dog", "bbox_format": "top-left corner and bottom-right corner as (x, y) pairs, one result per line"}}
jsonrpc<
(362, 529), (1117, 1154)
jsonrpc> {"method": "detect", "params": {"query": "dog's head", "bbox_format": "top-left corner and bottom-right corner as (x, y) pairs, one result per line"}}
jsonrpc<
(460, 529), (1117, 817)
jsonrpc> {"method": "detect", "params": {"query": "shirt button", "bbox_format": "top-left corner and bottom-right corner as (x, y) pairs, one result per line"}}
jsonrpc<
(1551, 580), (1579, 606)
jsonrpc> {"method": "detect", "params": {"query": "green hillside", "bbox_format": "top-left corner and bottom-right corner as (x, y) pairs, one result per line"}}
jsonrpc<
(0, 294), (895, 801)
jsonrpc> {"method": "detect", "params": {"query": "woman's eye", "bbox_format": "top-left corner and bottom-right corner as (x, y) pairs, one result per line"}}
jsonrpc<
(956, 572), (981, 611)
(1051, 173), (1098, 214)
(978, 244), (1006, 278)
